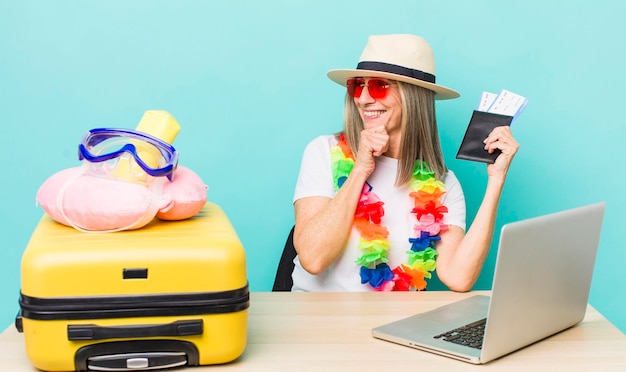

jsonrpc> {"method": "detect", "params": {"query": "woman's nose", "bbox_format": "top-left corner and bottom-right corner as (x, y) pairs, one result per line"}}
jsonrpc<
(357, 85), (375, 103)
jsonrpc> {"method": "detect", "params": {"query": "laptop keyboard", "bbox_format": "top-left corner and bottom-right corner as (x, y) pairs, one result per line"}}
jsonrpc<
(433, 318), (487, 349)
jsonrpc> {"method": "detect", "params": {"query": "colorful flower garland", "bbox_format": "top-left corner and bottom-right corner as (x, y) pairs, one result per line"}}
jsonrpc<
(331, 134), (448, 291)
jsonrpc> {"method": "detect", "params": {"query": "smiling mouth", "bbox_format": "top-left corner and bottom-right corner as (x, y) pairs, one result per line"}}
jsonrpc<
(363, 110), (386, 119)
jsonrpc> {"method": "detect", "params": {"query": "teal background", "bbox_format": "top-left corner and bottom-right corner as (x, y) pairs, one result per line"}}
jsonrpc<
(1, 0), (624, 334)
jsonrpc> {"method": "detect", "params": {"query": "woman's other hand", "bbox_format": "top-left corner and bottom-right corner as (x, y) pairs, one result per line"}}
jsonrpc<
(483, 126), (519, 181)
(353, 126), (390, 177)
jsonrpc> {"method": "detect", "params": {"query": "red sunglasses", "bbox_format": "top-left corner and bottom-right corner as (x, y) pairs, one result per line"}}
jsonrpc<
(346, 78), (393, 99)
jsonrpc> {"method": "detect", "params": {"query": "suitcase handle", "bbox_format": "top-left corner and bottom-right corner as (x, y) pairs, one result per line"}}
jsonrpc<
(67, 319), (203, 341)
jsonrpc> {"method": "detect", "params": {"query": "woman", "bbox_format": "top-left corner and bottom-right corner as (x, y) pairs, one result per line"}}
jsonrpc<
(291, 34), (519, 292)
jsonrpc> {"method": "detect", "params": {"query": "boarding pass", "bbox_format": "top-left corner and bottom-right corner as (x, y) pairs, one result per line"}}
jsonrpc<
(477, 89), (527, 122)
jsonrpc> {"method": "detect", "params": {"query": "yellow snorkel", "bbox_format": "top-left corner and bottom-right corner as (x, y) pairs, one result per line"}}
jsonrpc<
(110, 110), (181, 183)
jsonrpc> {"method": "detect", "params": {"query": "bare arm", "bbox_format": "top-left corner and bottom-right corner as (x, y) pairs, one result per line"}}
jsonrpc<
(294, 127), (389, 274)
(293, 167), (368, 274)
(436, 126), (519, 292)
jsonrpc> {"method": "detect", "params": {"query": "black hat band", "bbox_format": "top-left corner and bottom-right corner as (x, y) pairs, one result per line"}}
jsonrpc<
(356, 61), (436, 84)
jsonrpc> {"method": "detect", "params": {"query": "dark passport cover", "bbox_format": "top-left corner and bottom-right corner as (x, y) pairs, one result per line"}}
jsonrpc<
(456, 110), (513, 164)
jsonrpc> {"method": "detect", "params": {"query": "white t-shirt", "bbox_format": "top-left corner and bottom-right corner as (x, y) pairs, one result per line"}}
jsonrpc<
(292, 135), (466, 291)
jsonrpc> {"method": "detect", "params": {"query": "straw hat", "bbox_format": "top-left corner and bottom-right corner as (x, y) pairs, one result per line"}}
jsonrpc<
(327, 34), (460, 100)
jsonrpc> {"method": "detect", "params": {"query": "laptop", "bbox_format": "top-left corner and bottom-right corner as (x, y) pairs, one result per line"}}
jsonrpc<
(372, 202), (605, 364)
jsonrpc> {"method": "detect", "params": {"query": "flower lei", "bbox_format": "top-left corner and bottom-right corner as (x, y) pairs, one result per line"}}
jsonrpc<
(331, 134), (448, 291)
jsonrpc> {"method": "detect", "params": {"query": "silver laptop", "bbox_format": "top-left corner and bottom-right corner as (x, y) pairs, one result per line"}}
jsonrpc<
(372, 202), (605, 364)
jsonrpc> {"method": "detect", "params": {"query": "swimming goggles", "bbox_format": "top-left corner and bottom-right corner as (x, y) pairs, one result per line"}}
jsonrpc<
(78, 128), (179, 181)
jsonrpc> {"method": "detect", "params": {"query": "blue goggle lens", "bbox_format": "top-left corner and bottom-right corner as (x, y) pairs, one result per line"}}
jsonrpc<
(78, 128), (178, 180)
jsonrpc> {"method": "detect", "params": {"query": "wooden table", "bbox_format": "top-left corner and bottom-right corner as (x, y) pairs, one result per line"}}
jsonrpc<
(2, 291), (625, 371)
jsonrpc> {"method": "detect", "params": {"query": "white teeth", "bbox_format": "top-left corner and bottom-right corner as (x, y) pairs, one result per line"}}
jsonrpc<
(364, 110), (385, 117)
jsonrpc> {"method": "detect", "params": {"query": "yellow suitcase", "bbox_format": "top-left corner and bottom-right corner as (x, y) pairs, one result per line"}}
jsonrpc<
(16, 202), (248, 371)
